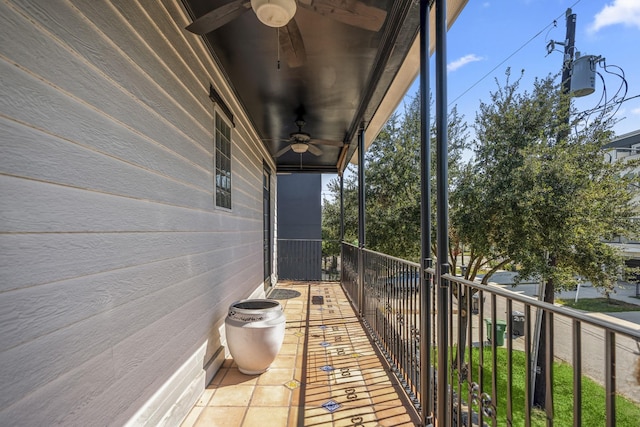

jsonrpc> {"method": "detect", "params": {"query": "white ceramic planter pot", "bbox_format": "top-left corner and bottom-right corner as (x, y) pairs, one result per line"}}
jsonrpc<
(224, 299), (286, 375)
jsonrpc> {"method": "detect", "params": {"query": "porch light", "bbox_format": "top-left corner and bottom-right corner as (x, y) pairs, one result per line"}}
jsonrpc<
(291, 142), (309, 153)
(251, 0), (297, 28)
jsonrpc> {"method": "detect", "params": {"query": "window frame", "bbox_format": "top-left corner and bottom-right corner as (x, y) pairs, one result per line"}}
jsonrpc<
(213, 106), (233, 210)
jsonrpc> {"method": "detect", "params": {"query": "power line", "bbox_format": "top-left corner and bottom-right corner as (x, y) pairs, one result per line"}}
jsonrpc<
(448, 0), (583, 108)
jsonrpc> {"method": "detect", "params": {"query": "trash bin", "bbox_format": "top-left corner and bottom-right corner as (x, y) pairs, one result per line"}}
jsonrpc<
(484, 319), (507, 346)
(511, 311), (525, 337)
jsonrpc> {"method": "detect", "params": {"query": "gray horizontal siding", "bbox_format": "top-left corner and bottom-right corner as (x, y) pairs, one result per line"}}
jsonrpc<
(0, 0), (270, 425)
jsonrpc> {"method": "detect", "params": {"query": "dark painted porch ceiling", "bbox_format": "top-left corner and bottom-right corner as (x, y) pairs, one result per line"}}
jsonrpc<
(180, 0), (465, 173)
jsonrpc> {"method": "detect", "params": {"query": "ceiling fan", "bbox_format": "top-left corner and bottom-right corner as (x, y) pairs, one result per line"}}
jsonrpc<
(273, 116), (344, 157)
(186, 0), (387, 67)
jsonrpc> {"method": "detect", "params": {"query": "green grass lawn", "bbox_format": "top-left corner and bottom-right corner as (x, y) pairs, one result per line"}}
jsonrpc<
(557, 297), (640, 312)
(458, 347), (640, 426)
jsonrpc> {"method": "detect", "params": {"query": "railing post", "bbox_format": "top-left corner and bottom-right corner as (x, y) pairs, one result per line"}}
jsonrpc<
(419, 0), (432, 424)
(434, 0), (449, 424)
(436, 265), (449, 426)
(573, 320), (582, 427)
(605, 331), (616, 427)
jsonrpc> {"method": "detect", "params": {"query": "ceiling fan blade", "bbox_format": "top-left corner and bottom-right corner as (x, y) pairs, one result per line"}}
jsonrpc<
(186, 0), (251, 35)
(274, 145), (292, 157)
(307, 144), (323, 156)
(309, 139), (344, 147)
(299, 0), (387, 32)
(279, 19), (307, 68)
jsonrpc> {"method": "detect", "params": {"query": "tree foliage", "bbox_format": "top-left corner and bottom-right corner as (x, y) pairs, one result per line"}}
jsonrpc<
(322, 91), (470, 261)
(452, 69), (638, 291)
(323, 69), (639, 294)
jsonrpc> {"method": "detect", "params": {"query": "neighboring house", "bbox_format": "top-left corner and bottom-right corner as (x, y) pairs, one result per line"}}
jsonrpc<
(277, 174), (322, 281)
(605, 129), (640, 213)
(604, 130), (640, 283)
(1, 1), (468, 425)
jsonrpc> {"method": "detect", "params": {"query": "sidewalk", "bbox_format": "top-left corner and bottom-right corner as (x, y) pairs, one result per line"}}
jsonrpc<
(481, 271), (640, 325)
(476, 271), (640, 403)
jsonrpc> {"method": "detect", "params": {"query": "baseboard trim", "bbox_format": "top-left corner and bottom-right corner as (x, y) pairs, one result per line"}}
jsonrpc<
(124, 342), (225, 427)
(125, 281), (267, 426)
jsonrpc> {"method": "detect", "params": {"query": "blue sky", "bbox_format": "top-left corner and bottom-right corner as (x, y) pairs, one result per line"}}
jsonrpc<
(411, 0), (640, 137)
(322, 0), (640, 197)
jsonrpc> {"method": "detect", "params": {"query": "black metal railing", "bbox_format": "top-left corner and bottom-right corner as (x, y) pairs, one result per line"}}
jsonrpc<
(446, 275), (640, 427)
(341, 242), (640, 426)
(341, 243), (359, 301)
(341, 243), (431, 407)
(277, 239), (322, 281)
(277, 239), (340, 281)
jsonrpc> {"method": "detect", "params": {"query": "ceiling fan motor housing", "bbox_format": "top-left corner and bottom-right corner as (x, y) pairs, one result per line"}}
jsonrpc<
(290, 131), (311, 142)
(251, 0), (297, 27)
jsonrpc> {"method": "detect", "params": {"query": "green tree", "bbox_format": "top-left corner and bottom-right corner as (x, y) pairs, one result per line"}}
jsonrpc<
(451, 69), (639, 407)
(321, 91), (470, 262)
(453, 69), (638, 291)
(322, 177), (356, 256)
(322, 69), (638, 408)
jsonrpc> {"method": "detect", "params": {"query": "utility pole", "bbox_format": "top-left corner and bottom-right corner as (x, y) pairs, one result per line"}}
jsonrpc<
(560, 9), (577, 96)
(532, 8), (576, 410)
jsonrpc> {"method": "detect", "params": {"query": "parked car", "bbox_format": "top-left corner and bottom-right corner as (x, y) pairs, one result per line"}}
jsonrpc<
(386, 271), (421, 293)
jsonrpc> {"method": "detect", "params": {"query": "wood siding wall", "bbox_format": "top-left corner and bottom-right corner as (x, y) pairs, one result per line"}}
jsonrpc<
(0, 0), (274, 425)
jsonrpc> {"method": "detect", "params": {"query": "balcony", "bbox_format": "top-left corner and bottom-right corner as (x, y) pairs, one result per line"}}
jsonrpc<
(181, 280), (421, 426)
(8, 1), (639, 425)
(182, 243), (640, 426)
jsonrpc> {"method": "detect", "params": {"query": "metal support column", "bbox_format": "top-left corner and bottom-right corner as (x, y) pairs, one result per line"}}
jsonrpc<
(357, 125), (366, 313)
(340, 174), (345, 282)
(435, 0), (450, 425)
(419, 0), (433, 424)
(340, 174), (345, 242)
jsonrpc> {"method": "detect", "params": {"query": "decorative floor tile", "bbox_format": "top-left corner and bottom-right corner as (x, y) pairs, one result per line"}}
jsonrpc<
(334, 368), (365, 385)
(319, 365), (335, 372)
(320, 341), (331, 347)
(321, 399), (342, 413)
(284, 379), (300, 390)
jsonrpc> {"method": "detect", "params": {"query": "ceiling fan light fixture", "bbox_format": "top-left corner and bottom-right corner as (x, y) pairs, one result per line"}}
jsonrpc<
(290, 142), (308, 153)
(251, 0), (297, 28)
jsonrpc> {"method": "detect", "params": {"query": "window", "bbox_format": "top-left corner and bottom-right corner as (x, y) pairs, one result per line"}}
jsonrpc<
(215, 113), (232, 209)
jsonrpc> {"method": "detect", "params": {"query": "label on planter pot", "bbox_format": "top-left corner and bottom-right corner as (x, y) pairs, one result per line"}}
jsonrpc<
(228, 310), (265, 322)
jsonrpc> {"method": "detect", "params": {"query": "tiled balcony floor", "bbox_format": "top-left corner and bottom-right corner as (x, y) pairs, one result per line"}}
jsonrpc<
(180, 281), (420, 426)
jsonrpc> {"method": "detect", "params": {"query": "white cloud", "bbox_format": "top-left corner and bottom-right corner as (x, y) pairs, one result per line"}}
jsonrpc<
(590, 0), (640, 33)
(631, 107), (640, 116)
(447, 54), (484, 72)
